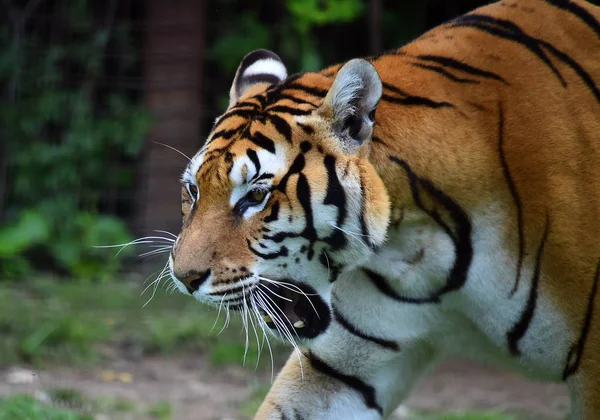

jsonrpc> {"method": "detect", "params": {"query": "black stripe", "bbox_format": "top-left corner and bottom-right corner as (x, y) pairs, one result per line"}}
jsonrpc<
(277, 154), (305, 194)
(284, 83), (328, 98)
(563, 258), (600, 380)
(307, 352), (382, 415)
(507, 218), (550, 356)
(323, 155), (347, 227)
(544, 0), (600, 38)
(297, 173), (318, 260)
(497, 103), (525, 297)
(278, 94), (320, 108)
(254, 173), (274, 182)
(536, 38), (600, 103)
(415, 55), (508, 84)
(267, 105), (313, 116)
(382, 81), (410, 97)
(320, 251), (342, 282)
(382, 80), (454, 108)
(248, 132), (276, 154)
(263, 201), (280, 223)
(410, 62), (480, 84)
(209, 127), (240, 142)
(363, 268), (440, 304)
(232, 100), (262, 110)
(451, 15), (567, 86)
(267, 113), (293, 142)
(247, 239), (288, 259)
(241, 73), (282, 89)
(371, 136), (387, 145)
(246, 149), (261, 181)
(381, 93), (453, 109)
(389, 156), (473, 302)
(298, 122), (315, 135)
(213, 109), (256, 131)
(332, 305), (400, 351)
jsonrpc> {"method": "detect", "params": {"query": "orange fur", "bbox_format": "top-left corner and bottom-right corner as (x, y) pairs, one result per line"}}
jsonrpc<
(170, 0), (600, 417)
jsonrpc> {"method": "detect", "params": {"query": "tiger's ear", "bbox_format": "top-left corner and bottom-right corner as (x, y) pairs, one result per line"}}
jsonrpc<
(229, 49), (288, 108)
(319, 59), (382, 153)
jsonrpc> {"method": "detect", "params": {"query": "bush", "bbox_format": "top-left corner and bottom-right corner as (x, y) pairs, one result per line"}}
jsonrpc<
(0, 0), (152, 280)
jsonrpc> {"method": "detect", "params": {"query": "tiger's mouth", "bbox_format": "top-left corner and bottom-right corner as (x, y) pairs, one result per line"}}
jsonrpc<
(256, 280), (330, 339)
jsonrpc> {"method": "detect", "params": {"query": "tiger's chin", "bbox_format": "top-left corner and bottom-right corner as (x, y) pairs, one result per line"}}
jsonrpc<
(255, 280), (331, 340)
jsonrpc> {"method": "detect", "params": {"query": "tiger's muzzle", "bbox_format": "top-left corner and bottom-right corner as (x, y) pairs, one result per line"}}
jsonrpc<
(257, 280), (330, 339)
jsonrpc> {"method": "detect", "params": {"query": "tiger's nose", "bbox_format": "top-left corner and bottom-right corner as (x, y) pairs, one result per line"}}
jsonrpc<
(177, 270), (211, 294)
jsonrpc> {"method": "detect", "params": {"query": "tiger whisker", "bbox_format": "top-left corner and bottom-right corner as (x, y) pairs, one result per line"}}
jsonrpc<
(217, 306), (231, 336)
(330, 223), (372, 252)
(256, 288), (301, 343)
(321, 250), (331, 281)
(152, 140), (191, 162)
(258, 276), (320, 319)
(246, 296), (264, 371)
(142, 261), (170, 307)
(142, 267), (167, 286)
(209, 293), (227, 335)
(256, 288), (299, 341)
(257, 276), (318, 296)
(138, 247), (172, 259)
(254, 301), (275, 382)
(257, 283), (293, 303)
(256, 290), (305, 380)
(241, 283), (250, 366)
(153, 229), (178, 239)
(94, 236), (175, 258)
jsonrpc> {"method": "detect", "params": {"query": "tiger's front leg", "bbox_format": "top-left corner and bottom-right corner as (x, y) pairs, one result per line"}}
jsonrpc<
(255, 343), (437, 420)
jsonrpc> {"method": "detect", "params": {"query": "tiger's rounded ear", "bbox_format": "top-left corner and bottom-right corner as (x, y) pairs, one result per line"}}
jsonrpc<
(229, 49), (288, 108)
(319, 59), (382, 153)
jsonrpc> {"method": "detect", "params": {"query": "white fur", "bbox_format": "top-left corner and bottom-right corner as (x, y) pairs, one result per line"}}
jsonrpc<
(243, 58), (287, 81)
(229, 145), (287, 219)
(264, 203), (572, 418)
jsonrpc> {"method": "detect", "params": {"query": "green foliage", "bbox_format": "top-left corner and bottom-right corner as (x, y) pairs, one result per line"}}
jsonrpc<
(0, 0), (152, 281)
(208, 0), (365, 79)
(286, 0), (364, 70)
(209, 12), (272, 74)
(287, 0), (364, 30)
(0, 394), (92, 420)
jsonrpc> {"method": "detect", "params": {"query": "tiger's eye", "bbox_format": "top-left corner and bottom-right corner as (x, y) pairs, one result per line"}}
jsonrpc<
(248, 189), (266, 203)
(188, 184), (199, 200)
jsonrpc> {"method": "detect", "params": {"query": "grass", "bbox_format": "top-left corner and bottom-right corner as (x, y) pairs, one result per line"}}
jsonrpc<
(0, 392), (174, 420)
(0, 392), (523, 420)
(0, 394), (91, 420)
(0, 277), (531, 419)
(0, 275), (286, 368)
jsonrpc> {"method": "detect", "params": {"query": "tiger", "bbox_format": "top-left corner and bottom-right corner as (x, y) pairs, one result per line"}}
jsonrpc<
(166, 0), (600, 418)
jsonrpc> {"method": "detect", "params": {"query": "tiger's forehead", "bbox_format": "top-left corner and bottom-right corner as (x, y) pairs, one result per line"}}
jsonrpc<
(182, 72), (333, 185)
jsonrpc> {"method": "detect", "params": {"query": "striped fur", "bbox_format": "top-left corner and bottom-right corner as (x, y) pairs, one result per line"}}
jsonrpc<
(167, 0), (600, 418)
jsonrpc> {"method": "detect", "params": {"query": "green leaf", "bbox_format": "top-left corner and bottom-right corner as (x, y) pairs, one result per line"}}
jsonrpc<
(0, 210), (49, 257)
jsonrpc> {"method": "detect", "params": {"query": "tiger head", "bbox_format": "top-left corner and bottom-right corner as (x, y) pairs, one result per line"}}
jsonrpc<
(169, 50), (390, 340)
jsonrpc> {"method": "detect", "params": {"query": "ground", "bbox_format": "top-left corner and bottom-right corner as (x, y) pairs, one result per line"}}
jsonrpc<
(1, 355), (569, 419)
(0, 277), (571, 419)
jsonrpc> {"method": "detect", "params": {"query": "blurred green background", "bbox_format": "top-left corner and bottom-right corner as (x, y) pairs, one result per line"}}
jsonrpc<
(0, 0), (589, 418)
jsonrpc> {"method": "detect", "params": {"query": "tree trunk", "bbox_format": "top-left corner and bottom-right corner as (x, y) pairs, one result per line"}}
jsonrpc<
(136, 0), (205, 239)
